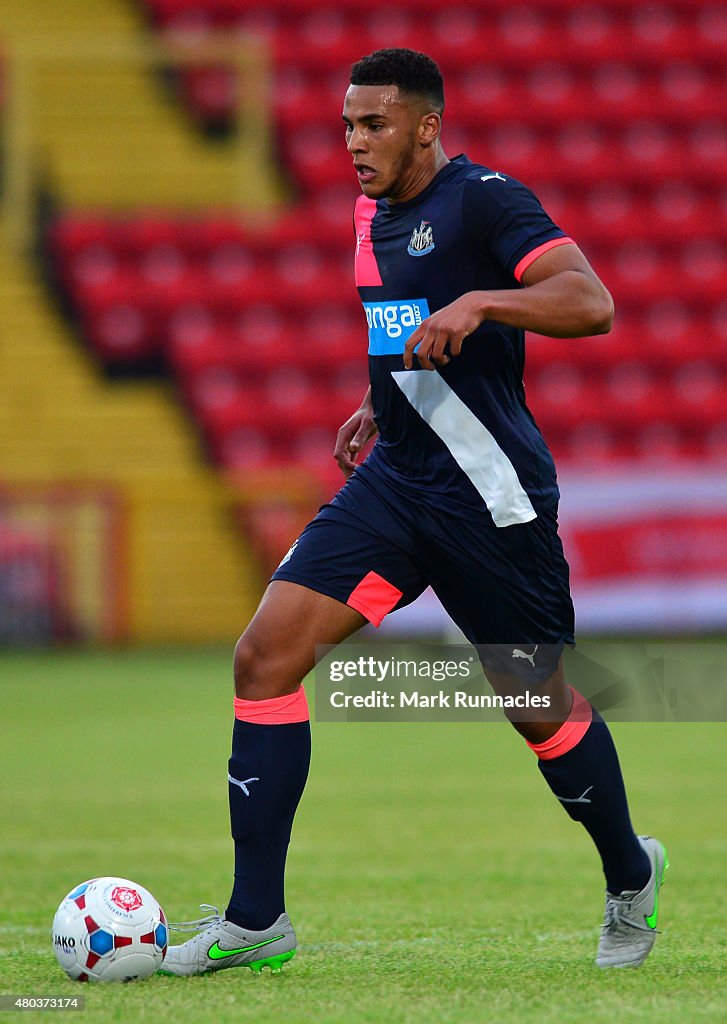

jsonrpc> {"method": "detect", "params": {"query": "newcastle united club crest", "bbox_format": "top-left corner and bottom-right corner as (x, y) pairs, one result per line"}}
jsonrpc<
(407, 220), (435, 257)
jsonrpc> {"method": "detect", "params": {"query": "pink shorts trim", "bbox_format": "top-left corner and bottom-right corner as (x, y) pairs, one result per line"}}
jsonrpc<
(234, 685), (309, 724)
(346, 570), (403, 627)
(514, 236), (575, 282)
(526, 687), (592, 760)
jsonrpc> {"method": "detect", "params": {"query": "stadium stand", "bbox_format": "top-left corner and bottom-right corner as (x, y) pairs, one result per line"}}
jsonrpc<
(1, 0), (287, 642)
(0, 0), (723, 638)
(44, 0), (726, 488)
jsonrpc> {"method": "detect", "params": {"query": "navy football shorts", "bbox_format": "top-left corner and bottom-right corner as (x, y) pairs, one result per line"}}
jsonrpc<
(272, 465), (575, 681)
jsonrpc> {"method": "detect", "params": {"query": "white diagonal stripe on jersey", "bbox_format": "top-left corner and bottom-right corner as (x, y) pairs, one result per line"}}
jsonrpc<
(391, 370), (537, 528)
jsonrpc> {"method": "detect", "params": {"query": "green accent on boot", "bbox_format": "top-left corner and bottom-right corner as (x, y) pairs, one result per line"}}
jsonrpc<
(247, 949), (296, 974)
(208, 934), (285, 960)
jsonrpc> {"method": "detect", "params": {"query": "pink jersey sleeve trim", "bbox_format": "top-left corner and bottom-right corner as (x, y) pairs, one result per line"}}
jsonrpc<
(526, 686), (592, 760)
(346, 570), (403, 627)
(514, 236), (575, 283)
(354, 196), (383, 286)
(234, 684), (309, 724)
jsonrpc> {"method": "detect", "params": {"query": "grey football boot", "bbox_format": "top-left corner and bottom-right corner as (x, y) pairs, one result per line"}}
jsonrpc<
(596, 835), (669, 968)
(159, 905), (296, 976)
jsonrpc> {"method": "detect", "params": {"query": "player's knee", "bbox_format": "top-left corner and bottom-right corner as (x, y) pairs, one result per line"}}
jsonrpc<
(510, 718), (560, 744)
(233, 632), (293, 700)
(233, 634), (268, 699)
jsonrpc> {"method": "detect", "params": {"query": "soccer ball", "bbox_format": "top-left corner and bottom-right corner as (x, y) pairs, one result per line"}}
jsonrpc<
(51, 877), (167, 982)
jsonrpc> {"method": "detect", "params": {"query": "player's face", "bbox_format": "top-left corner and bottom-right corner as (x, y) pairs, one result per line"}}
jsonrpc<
(343, 85), (422, 201)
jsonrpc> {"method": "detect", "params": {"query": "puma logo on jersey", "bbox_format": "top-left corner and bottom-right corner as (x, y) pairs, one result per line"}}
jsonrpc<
(512, 645), (538, 667)
(481, 172), (506, 182)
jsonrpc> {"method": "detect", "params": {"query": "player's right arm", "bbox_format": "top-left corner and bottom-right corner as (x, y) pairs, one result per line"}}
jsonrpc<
(334, 387), (378, 478)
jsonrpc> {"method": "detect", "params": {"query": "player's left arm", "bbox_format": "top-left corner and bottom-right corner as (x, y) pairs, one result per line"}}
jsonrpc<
(403, 243), (614, 370)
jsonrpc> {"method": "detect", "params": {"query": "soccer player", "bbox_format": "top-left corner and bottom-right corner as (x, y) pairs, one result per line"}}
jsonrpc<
(163, 48), (666, 976)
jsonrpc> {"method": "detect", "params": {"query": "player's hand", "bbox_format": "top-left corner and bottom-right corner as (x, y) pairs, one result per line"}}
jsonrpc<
(403, 293), (485, 370)
(334, 402), (378, 478)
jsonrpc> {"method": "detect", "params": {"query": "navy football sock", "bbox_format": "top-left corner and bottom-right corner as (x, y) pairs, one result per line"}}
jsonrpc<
(225, 689), (311, 930)
(530, 688), (650, 895)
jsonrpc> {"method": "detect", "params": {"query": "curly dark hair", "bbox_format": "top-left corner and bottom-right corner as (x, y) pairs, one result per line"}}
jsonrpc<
(350, 48), (444, 113)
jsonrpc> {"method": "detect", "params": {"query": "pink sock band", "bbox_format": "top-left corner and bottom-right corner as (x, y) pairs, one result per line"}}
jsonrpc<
(234, 685), (309, 725)
(526, 687), (592, 760)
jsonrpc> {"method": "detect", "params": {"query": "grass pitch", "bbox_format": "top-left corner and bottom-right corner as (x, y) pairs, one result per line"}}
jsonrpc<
(1, 648), (725, 1023)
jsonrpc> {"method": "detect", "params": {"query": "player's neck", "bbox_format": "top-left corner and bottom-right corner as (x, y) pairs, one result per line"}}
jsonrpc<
(388, 149), (450, 205)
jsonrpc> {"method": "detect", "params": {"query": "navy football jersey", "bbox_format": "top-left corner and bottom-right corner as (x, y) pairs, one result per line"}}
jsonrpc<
(353, 154), (574, 528)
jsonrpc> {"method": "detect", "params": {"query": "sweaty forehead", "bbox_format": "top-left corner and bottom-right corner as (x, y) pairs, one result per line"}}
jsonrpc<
(343, 84), (408, 119)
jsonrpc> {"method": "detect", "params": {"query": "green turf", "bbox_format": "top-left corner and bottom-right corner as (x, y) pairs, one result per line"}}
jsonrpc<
(1, 648), (725, 1023)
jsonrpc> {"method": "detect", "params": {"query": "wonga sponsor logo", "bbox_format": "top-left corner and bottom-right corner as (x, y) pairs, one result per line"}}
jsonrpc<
(363, 298), (430, 355)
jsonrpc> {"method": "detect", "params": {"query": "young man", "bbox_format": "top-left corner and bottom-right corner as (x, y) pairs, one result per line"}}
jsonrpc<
(163, 48), (667, 976)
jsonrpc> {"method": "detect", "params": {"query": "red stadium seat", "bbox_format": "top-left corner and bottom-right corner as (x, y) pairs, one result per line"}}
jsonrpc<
(564, 7), (620, 55)
(705, 421), (727, 462)
(122, 216), (190, 258)
(180, 66), (239, 129)
(234, 304), (288, 349)
(632, 422), (689, 463)
(71, 266), (144, 310)
(139, 243), (187, 285)
(278, 125), (352, 194)
(168, 320), (235, 378)
(67, 244), (120, 289)
(185, 217), (248, 256)
(216, 427), (279, 471)
(642, 298), (705, 346)
(561, 423), (629, 466)
(82, 303), (157, 366)
(50, 217), (116, 259)
(186, 365), (246, 417)
(669, 362), (725, 429)
(602, 363), (667, 428)
(526, 363), (604, 431)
